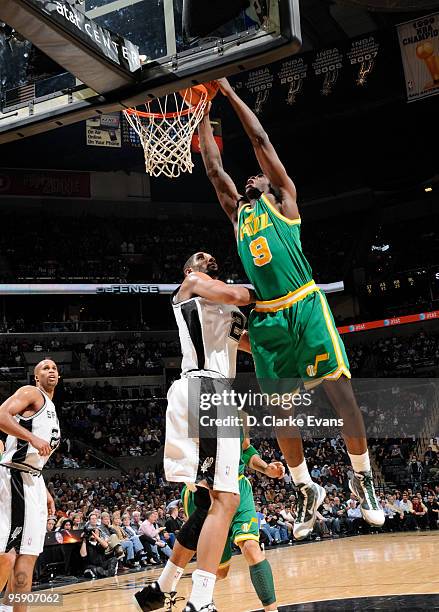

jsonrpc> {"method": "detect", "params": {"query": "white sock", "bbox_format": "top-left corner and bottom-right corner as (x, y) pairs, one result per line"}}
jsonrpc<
(289, 459), (312, 486)
(189, 569), (216, 610)
(158, 560), (184, 593)
(348, 450), (371, 473)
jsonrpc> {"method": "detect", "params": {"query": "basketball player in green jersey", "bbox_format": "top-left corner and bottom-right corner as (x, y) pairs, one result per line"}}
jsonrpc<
(134, 432), (283, 612)
(198, 78), (384, 538)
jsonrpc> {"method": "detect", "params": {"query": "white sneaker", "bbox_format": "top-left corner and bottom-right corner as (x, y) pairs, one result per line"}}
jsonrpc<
(349, 470), (385, 527)
(293, 482), (326, 540)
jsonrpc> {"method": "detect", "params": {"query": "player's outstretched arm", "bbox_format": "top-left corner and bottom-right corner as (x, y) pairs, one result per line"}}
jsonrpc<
(218, 78), (299, 220)
(198, 113), (241, 226)
(182, 272), (256, 306)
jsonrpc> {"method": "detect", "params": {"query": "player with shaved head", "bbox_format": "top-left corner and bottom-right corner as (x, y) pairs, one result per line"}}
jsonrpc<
(0, 359), (60, 612)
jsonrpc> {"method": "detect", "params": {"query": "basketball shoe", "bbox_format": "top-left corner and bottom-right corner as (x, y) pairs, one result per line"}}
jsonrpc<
(133, 581), (181, 611)
(182, 604), (217, 612)
(349, 470), (385, 526)
(293, 482), (326, 540)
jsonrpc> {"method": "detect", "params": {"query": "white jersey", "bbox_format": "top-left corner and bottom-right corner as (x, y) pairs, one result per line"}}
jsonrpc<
(1, 388), (61, 472)
(172, 294), (246, 379)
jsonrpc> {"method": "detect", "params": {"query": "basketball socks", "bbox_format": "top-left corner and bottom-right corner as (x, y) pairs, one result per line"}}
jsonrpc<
(249, 559), (276, 608)
(348, 450), (371, 474)
(157, 560), (184, 593)
(289, 459), (312, 486)
(188, 569), (216, 610)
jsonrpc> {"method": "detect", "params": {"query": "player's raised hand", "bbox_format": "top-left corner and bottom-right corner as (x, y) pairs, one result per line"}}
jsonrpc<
(30, 434), (52, 456)
(216, 78), (234, 97)
(265, 461), (285, 479)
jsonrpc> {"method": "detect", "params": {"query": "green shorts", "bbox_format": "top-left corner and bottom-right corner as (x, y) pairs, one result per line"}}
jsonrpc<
(249, 286), (350, 394)
(182, 476), (259, 570)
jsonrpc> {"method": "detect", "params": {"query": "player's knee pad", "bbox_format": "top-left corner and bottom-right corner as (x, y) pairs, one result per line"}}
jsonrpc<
(249, 559), (276, 607)
(176, 506), (209, 551)
(193, 486), (211, 511)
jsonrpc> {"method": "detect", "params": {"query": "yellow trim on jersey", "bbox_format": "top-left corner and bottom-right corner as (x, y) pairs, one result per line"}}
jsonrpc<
(317, 290), (346, 370)
(261, 194), (301, 226)
(237, 203), (252, 226)
(238, 474), (245, 480)
(234, 534), (260, 544)
(183, 487), (190, 517)
(254, 281), (317, 312)
(304, 366), (351, 390)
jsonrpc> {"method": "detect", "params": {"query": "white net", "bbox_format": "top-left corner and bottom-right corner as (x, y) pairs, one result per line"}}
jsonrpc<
(123, 89), (208, 179)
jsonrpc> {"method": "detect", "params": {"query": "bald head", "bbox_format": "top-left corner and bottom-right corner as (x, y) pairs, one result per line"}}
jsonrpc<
(34, 359), (57, 377)
(34, 359), (59, 392)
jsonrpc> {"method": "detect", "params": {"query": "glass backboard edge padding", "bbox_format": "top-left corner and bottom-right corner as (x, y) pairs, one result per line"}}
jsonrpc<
(163, 0), (177, 57)
(85, 0), (146, 20)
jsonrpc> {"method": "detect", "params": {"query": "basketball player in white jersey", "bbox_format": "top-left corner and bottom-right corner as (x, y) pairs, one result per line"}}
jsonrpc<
(0, 359), (60, 612)
(164, 251), (255, 612)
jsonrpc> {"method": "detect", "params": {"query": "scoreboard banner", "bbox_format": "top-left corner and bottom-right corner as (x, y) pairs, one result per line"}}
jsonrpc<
(0, 282), (344, 295)
(397, 13), (439, 102)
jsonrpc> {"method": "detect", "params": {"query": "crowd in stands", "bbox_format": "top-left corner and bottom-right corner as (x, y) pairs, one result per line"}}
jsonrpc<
(0, 213), (390, 286)
(83, 337), (177, 376)
(346, 331), (439, 376)
(1, 328), (439, 380)
(47, 397), (166, 466)
(44, 434), (439, 578)
(373, 438), (439, 490)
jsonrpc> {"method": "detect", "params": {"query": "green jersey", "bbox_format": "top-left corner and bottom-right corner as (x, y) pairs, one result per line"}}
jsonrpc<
(237, 193), (313, 301)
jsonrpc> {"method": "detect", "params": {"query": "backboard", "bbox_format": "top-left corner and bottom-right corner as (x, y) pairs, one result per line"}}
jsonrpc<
(0, 0), (301, 142)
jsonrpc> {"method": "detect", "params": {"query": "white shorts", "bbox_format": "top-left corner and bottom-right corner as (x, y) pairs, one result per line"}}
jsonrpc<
(164, 376), (240, 494)
(0, 466), (47, 556)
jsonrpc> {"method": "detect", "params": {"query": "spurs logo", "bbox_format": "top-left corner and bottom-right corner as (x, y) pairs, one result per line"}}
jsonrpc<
(200, 457), (214, 473)
(10, 527), (22, 541)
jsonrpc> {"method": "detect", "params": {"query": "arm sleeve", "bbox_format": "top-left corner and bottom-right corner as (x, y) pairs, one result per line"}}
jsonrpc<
(241, 444), (259, 467)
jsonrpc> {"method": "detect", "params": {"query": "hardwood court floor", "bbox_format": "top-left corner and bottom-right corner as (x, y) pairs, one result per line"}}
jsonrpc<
(30, 532), (439, 611)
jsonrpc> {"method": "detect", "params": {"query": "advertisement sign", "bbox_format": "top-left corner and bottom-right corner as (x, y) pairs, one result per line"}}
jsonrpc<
(86, 113), (122, 148)
(0, 169), (90, 198)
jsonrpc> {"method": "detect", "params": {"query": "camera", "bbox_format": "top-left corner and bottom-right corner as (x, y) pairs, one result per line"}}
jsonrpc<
(82, 526), (96, 540)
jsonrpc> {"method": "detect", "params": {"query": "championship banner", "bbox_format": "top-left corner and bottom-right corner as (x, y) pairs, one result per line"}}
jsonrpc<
(398, 13), (439, 102)
(312, 47), (344, 96)
(276, 56), (308, 105)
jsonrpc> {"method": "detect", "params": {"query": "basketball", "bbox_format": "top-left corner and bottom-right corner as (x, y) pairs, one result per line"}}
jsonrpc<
(179, 81), (220, 107)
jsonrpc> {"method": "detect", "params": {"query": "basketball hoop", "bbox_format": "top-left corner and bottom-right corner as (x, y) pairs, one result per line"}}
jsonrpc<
(123, 85), (209, 179)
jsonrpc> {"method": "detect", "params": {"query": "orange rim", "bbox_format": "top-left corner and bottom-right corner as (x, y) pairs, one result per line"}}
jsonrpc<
(125, 85), (208, 120)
